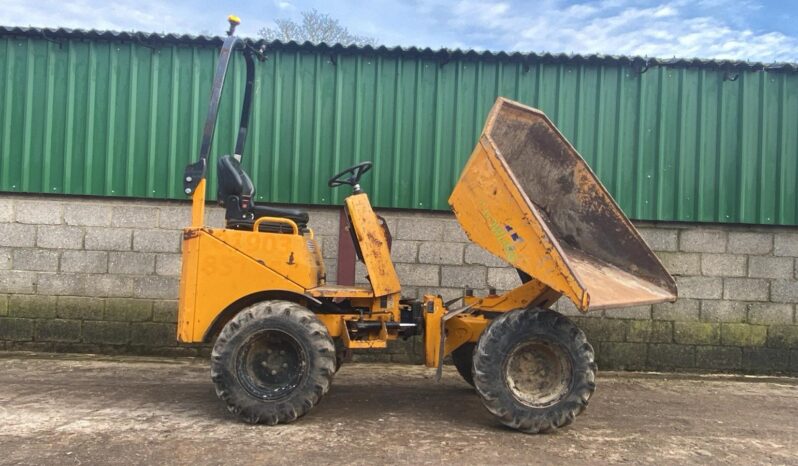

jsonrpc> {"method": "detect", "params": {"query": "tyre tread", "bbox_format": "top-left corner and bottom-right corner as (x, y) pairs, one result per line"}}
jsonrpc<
(210, 300), (335, 425)
(473, 308), (596, 434)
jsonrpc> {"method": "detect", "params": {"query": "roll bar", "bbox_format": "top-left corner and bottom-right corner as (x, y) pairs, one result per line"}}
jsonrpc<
(182, 16), (265, 227)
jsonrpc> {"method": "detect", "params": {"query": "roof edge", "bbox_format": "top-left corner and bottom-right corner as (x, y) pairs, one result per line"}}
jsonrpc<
(1, 25), (796, 72)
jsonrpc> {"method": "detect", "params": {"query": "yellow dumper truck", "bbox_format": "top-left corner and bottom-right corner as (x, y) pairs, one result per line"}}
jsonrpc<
(177, 17), (677, 433)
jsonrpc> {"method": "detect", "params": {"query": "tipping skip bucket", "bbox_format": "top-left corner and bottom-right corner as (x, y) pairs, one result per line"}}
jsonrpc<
(449, 98), (677, 311)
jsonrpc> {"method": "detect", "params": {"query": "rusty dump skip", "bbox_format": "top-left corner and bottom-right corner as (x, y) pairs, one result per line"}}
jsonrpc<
(449, 98), (677, 311)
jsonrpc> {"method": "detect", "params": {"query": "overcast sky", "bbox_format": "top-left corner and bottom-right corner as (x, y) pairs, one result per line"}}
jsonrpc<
(1, 0), (796, 62)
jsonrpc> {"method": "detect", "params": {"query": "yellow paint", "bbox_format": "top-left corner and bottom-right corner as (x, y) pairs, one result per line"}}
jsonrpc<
(308, 284), (374, 298)
(450, 137), (587, 310)
(478, 198), (518, 263)
(210, 228), (322, 289)
(464, 279), (562, 312)
(177, 229), (307, 342)
(177, 229), (201, 341)
(444, 314), (489, 355)
(423, 295), (445, 368)
(345, 193), (401, 297)
(315, 314), (346, 337)
(190, 178), (206, 228)
(422, 301), (492, 366)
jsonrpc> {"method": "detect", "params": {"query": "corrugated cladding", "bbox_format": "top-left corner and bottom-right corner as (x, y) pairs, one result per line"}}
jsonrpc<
(1, 28), (797, 225)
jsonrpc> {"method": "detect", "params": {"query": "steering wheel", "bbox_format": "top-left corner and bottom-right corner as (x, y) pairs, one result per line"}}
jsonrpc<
(327, 161), (373, 189)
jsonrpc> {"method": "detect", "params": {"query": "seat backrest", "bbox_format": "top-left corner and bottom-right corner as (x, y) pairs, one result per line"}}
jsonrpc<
(217, 155), (255, 205)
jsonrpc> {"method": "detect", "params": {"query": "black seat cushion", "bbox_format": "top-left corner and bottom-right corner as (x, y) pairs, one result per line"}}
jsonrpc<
(252, 204), (309, 226)
(217, 155), (309, 229)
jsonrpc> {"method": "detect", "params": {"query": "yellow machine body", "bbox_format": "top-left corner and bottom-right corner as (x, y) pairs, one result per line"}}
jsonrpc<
(177, 184), (407, 346)
(178, 97), (676, 369)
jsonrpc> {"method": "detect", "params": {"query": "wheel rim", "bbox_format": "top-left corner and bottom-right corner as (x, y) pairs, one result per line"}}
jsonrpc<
(236, 329), (307, 400)
(503, 339), (573, 408)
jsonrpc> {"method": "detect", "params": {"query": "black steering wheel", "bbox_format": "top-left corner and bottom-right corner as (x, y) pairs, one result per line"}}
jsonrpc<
(327, 161), (373, 189)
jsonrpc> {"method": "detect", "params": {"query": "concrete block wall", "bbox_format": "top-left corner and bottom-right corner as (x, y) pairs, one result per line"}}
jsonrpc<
(1, 194), (797, 374)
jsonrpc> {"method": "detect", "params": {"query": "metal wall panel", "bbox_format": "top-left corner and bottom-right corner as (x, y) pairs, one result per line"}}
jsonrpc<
(1, 32), (797, 225)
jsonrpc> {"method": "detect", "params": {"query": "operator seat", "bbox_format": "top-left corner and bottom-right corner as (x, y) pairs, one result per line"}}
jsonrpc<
(217, 155), (309, 233)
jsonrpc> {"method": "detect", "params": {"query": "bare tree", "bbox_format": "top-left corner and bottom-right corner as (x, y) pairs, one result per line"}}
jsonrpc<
(259, 9), (375, 46)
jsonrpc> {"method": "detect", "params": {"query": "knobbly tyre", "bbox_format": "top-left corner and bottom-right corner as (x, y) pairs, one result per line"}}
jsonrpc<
(177, 16), (677, 433)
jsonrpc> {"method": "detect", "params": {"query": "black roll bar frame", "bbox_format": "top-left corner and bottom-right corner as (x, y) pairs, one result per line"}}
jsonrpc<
(183, 28), (265, 196)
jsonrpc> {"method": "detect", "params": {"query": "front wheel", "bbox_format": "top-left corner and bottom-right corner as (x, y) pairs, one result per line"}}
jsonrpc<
(473, 308), (596, 434)
(211, 300), (336, 424)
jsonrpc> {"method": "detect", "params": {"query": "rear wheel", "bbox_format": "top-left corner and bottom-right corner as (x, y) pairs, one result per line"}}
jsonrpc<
(451, 342), (475, 387)
(211, 300), (335, 424)
(473, 308), (596, 433)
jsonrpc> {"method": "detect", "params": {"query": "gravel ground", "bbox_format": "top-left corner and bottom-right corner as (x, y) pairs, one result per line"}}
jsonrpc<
(1, 353), (797, 465)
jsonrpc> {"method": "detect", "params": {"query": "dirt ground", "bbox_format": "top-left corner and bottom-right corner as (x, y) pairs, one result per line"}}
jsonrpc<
(0, 353), (796, 465)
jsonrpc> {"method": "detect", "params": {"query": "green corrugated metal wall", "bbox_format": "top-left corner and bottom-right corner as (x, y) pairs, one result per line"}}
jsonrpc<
(1, 34), (797, 225)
